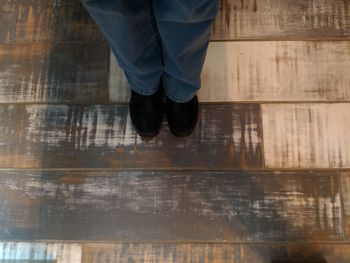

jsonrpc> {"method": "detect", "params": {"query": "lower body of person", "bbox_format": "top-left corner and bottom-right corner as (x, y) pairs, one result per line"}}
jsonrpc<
(79, 0), (219, 137)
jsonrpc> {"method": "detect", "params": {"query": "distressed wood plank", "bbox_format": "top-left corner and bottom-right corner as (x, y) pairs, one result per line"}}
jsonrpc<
(2, 0), (350, 43)
(0, 242), (81, 263)
(0, 0), (104, 43)
(0, 104), (262, 169)
(341, 171), (350, 240)
(262, 103), (350, 168)
(1, 242), (350, 263)
(82, 243), (350, 263)
(213, 0), (350, 40)
(0, 43), (109, 103)
(0, 170), (342, 241)
(243, 244), (350, 263)
(109, 41), (350, 103)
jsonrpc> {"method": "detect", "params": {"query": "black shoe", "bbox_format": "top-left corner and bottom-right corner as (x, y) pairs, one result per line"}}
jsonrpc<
(129, 87), (163, 137)
(166, 94), (198, 137)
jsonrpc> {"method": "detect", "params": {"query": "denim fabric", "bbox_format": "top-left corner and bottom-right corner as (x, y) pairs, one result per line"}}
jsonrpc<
(80, 0), (219, 102)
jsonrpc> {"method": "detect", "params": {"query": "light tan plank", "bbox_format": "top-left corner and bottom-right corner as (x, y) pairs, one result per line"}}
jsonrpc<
(82, 243), (242, 263)
(109, 41), (350, 103)
(213, 0), (350, 40)
(262, 103), (350, 168)
(0, 242), (82, 263)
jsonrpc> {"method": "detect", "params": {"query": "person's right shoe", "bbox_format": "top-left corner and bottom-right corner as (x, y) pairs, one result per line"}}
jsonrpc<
(129, 86), (163, 137)
(166, 94), (198, 137)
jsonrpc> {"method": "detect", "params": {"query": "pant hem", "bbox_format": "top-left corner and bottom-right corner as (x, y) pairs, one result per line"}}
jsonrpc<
(130, 82), (161, 96)
(164, 88), (196, 103)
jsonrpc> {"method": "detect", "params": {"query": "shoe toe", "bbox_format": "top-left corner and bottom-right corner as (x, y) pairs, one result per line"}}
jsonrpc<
(166, 95), (198, 136)
(129, 89), (163, 137)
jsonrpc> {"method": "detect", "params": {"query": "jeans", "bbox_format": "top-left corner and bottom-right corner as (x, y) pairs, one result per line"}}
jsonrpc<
(79, 0), (219, 103)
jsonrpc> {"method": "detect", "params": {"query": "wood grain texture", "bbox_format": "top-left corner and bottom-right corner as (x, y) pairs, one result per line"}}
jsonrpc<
(82, 243), (350, 263)
(213, 0), (350, 40)
(262, 103), (350, 168)
(0, 242), (81, 263)
(0, 170), (342, 241)
(341, 171), (350, 240)
(0, 0), (104, 43)
(0, 42), (109, 103)
(0, 104), (262, 169)
(109, 41), (350, 103)
(2, 0), (350, 43)
(1, 242), (350, 263)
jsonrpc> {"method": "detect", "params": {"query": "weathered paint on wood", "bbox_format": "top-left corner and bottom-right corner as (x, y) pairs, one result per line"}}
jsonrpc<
(213, 0), (350, 40)
(0, 0), (104, 43)
(82, 243), (350, 263)
(0, 242), (81, 263)
(2, 0), (350, 43)
(1, 242), (350, 263)
(109, 41), (350, 103)
(243, 243), (350, 263)
(0, 170), (342, 241)
(0, 104), (262, 169)
(0, 43), (109, 103)
(341, 171), (350, 240)
(262, 103), (350, 168)
(82, 243), (243, 263)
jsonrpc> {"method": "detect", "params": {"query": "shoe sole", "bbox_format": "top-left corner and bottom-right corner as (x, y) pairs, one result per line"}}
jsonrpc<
(168, 122), (196, 137)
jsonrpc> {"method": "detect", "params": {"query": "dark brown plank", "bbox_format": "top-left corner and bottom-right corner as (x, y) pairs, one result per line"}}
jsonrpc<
(213, 0), (350, 40)
(0, 104), (262, 169)
(341, 171), (350, 240)
(0, 0), (104, 43)
(0, 170), (342, 241)
(2, 0), (350, 43)
(0, 42), (109, 103)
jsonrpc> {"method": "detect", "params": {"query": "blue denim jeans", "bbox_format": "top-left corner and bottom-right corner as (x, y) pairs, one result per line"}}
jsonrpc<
(79, 0), (219, 103)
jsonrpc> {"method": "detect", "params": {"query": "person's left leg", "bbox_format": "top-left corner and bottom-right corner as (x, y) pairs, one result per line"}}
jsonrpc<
(79, 0), (164, 96)
(152, 0), (219, 103)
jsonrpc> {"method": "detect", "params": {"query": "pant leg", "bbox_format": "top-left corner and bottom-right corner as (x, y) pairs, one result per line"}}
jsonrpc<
(153, 0), (219, 102)
(79, 0), (164, 95)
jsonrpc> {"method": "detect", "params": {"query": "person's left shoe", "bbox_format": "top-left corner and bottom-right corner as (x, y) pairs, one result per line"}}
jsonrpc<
(166, 94), (198, 137)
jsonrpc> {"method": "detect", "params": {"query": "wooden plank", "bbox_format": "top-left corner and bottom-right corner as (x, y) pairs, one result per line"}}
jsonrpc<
(244, 244), (350, 263)
(213, 0), (350, 40)
(0, 0), (104, 43)
(262, 103), (350, 168)
(82, 243), (242, 263)
(0, 242), (82, 263)
(0, 104), (262, 169)
(2, 0), (350, 43)
(109, 41), (350, 103)
(341, 171), (350, 240)
(0, 170), (342, 241)
(1, 242), (350, 263)
(82, 243), (350, 263)
(0, 42), (109, 103)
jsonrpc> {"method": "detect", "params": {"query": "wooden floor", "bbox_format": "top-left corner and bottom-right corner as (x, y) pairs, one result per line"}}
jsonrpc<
(1, 0), (350, 262)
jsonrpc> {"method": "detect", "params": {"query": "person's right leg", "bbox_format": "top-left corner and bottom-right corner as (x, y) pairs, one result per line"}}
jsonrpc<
(79, 0), (164, 95)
